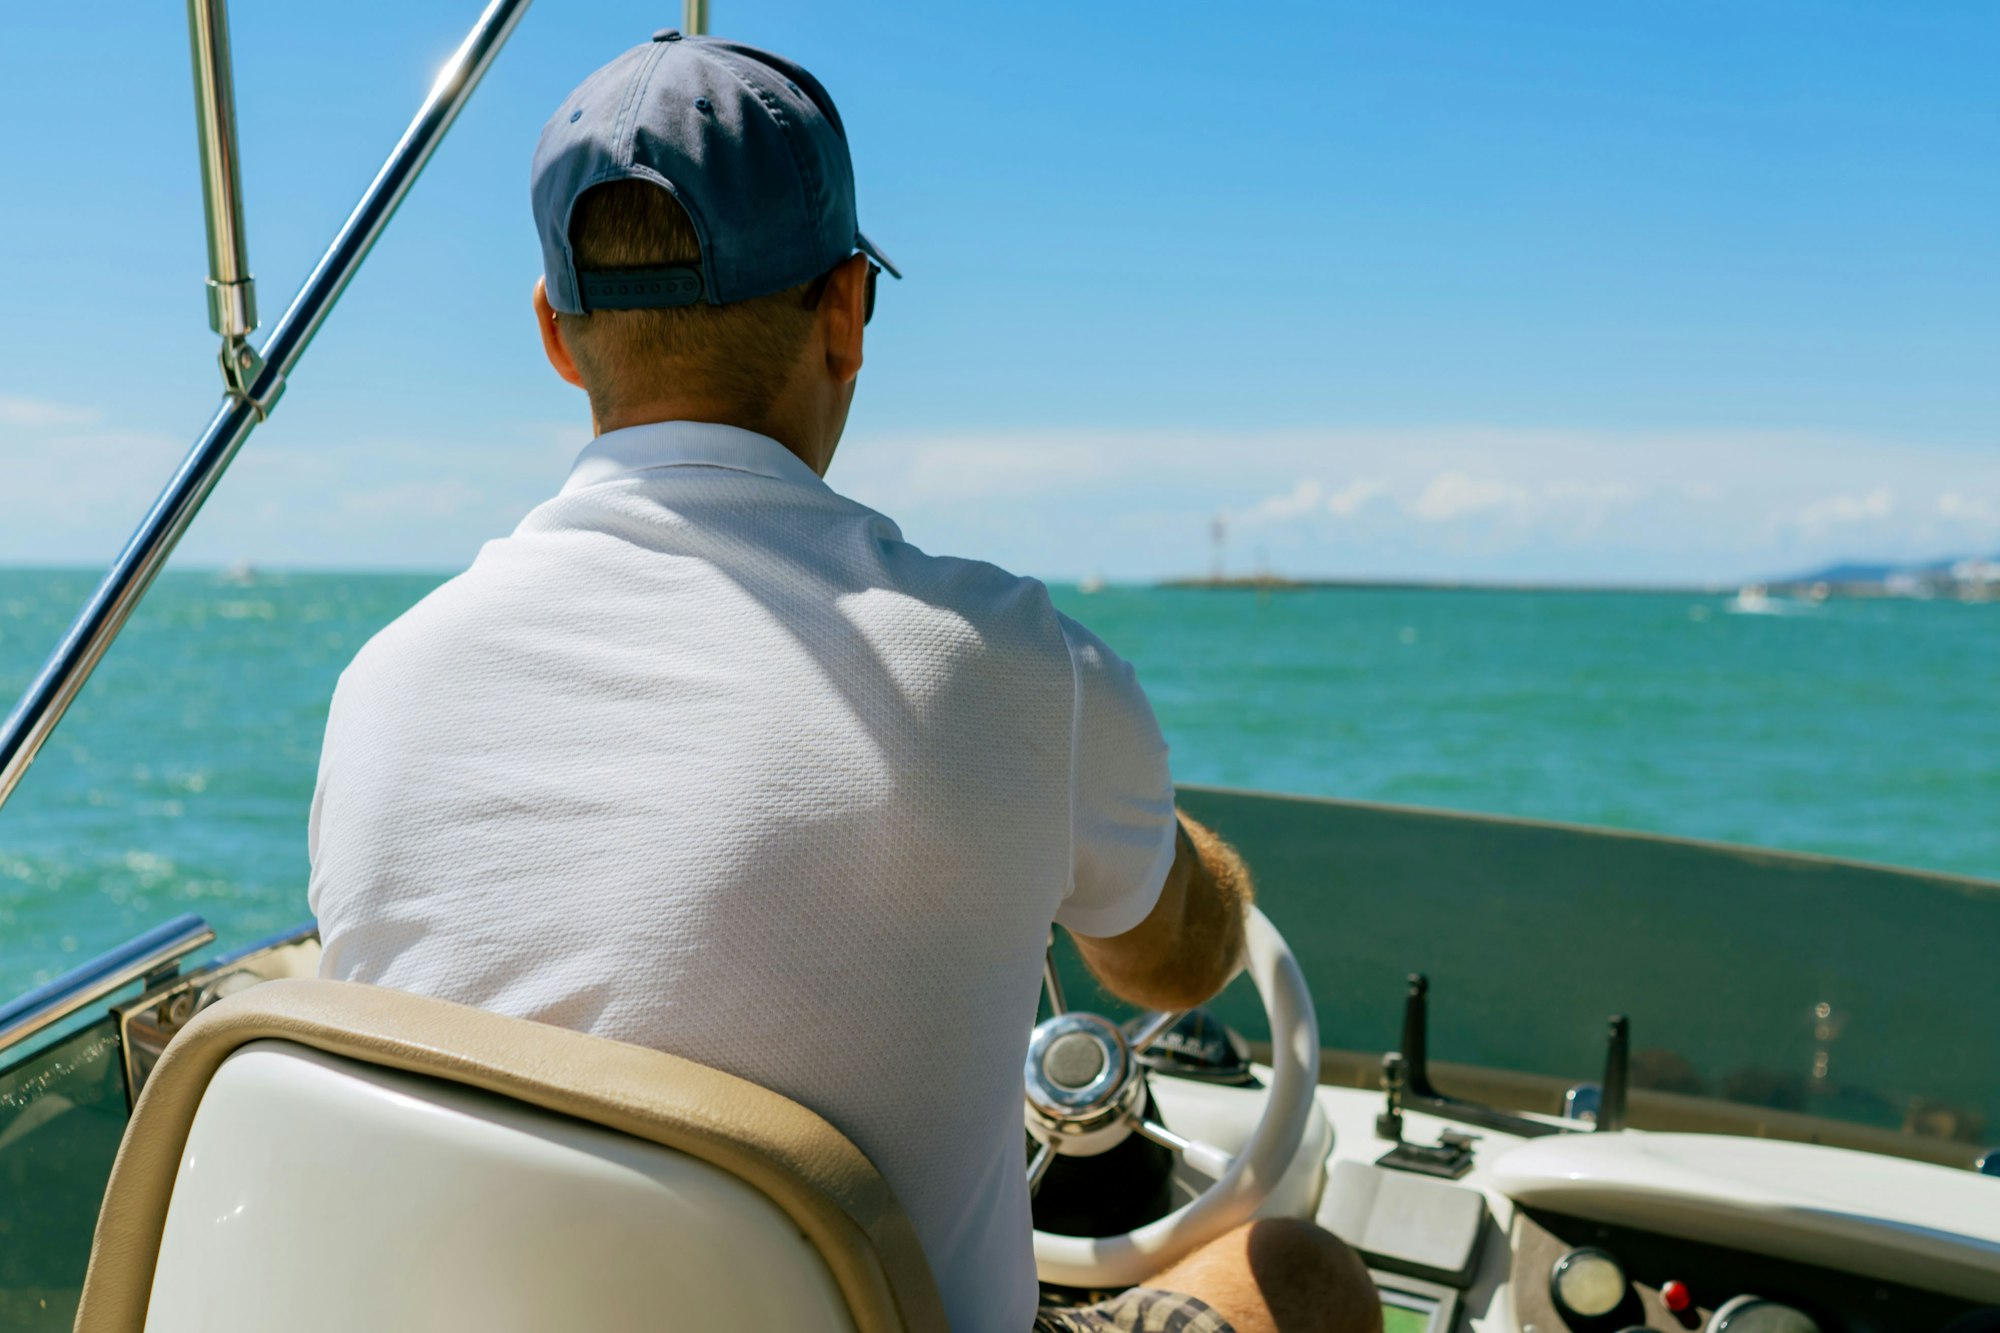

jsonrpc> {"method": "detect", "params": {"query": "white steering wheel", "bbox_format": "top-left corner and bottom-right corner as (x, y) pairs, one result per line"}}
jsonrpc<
(1028, 907), (1321, 1289)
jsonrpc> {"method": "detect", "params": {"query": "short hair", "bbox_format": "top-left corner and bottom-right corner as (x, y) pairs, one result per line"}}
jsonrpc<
(560, 181), (816, 421)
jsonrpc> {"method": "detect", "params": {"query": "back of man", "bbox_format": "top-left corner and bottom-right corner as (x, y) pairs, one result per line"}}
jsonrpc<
(310, 29), (1378, 1333)
(311, 420), (1172, 1332)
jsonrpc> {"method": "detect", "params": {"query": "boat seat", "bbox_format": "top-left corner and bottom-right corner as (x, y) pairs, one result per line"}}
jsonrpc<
(74, 978), (947, 1333)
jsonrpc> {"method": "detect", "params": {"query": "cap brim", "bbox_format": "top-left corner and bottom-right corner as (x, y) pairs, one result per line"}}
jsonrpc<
(857, 231), (901, 280)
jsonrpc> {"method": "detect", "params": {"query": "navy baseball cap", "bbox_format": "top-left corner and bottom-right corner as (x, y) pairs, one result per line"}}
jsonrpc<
(532, 29), (899, 315)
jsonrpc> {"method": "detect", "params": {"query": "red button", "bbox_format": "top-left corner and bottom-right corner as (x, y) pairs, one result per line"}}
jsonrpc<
(1661, 1280), (1693, 1313)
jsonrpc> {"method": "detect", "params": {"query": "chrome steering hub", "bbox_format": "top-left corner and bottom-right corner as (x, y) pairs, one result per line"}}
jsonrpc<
(1025, 1012), (1145, 1156)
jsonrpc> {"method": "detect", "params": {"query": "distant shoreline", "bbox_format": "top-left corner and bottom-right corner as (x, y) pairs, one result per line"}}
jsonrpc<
(0, 565), (1733, 594)
(1151, 575), (1993, 601)
(1, 566), (1987, 603)
(1155, 576), (1720, 595)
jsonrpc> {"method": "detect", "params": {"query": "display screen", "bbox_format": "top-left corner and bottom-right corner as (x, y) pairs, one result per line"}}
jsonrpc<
(1380, 1296), (1438, 1333)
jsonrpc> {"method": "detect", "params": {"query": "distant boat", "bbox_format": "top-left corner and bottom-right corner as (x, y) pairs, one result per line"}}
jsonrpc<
(1729, 584), (1773, 614)
(216, 560), (257, 586)
(1078, 575), (1106, 595)
(1728, 584), (1824, 616)
(1728, 584), (1813, 616)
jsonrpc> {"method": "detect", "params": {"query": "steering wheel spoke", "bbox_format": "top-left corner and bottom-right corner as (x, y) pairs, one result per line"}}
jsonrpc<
(1027, 1140), (1055, 1196)
(1126, 1008), (1184, 1054)
(1042, 935), (1066, 1016)
(1132, 1117), (1236, 1181)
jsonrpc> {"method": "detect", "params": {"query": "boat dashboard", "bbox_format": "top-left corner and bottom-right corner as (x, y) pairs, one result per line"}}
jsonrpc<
(62, 924), (2000, 1333)
(1120, 1048), (2000, 1333)
(1509, 1206), (1976, 1333)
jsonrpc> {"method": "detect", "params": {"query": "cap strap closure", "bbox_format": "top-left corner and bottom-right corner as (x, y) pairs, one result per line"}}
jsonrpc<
(577, 265), (705, 311)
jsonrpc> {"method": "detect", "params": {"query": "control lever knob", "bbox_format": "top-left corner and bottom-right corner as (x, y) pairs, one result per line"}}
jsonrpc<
(1376, 1052), (1406, 1142)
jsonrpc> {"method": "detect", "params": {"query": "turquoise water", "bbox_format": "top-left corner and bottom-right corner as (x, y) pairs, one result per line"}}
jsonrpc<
(2, 568), (1997, 1005)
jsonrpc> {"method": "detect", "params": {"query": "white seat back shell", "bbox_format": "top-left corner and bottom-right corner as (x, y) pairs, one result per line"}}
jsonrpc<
(145, 1041), (857, 1333)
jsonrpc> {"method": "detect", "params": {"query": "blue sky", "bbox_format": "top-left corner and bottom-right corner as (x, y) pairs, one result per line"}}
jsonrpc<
(0, 0), (1994, 583)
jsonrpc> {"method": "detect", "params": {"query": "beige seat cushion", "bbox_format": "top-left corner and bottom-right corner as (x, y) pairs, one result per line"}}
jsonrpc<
(75, 978), (947, 1333)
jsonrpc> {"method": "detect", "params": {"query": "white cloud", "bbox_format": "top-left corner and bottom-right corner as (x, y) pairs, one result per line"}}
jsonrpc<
(1789, 488), (1896, 535)
(1227, 476), (1390, 527)
(0, 426), (184, 561)
(0, 397), (557, 570)
(0, 395), (99, 429)
(5, 406), (1995, 584)
(1544, 481), (1638, 505)
(845, 433), (1117, 509)
(1244, 479), (1323, 522)
(1326, 478), (1389, 517)
(1938, 491), (1996, 522)
(1227, 471), (1621, 533)
(339, 479), (488, 520)
(832, 425), (2000, 583)
(524, 421), (591, 459)
(1411, 472), (1531, 521)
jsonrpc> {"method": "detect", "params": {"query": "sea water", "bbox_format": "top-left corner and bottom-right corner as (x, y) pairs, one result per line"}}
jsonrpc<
(2, 568), (1996, 999)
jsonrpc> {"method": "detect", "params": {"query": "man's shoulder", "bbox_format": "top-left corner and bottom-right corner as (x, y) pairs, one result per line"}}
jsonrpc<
(869, 530), (1069, 641)
(332, 549), (524, 703)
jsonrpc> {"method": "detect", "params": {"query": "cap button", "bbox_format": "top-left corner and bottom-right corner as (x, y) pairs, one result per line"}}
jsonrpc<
(1044, 1034), (1107, 1090)
(652, 28), (681, 41)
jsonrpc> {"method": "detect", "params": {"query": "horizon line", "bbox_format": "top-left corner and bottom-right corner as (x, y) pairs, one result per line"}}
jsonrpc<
(0, 560), (1953, 597)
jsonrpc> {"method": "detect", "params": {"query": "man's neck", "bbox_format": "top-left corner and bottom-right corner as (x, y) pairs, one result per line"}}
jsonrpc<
(592, 401), (824, 476)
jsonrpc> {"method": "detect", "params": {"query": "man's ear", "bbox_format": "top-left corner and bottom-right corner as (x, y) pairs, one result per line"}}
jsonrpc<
(534, 277), (587, 390)
(818, 254), (868, 385)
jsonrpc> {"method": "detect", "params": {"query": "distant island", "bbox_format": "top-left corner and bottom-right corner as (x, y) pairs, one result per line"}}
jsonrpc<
(1766, 553), (2000, 602)
(1154, 574), (1712, 595)
(1154, 553), (2000, 601)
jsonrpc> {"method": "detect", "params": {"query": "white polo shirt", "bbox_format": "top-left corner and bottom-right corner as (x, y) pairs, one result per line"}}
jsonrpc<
(308, 421), (1178, 1332)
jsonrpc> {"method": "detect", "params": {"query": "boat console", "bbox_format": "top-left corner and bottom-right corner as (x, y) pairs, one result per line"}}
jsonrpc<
(1039, 967), (2000, 1333)
(4, 908), (1998, 1331)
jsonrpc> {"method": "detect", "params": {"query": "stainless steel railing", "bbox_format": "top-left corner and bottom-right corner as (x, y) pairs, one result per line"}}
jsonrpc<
(0, 914), (215, 1051)
(0, 0), (532, 814)
(187, 0), (264, 402)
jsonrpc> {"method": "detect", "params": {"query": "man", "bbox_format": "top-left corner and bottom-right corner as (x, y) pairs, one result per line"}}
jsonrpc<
(309, 30), (1378, 1333)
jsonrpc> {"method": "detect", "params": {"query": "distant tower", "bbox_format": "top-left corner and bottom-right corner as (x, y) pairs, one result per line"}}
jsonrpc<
(1210, 516), (1226, 584)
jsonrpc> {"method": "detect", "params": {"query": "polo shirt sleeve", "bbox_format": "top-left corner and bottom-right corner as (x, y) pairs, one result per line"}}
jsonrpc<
(1054, 613), (1179, 939)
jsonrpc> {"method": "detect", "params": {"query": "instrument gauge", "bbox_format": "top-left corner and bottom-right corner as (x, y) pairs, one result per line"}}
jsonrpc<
(1707, 1295), (1822, 1333)
(1550, 1246), (1628, 1321)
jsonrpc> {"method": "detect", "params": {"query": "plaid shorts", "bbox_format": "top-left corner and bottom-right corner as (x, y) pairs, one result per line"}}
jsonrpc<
(1033, 1288), (1234, 1333)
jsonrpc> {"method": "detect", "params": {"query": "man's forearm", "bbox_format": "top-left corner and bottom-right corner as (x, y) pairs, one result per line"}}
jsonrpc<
(1173, 812), (1252, 999)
